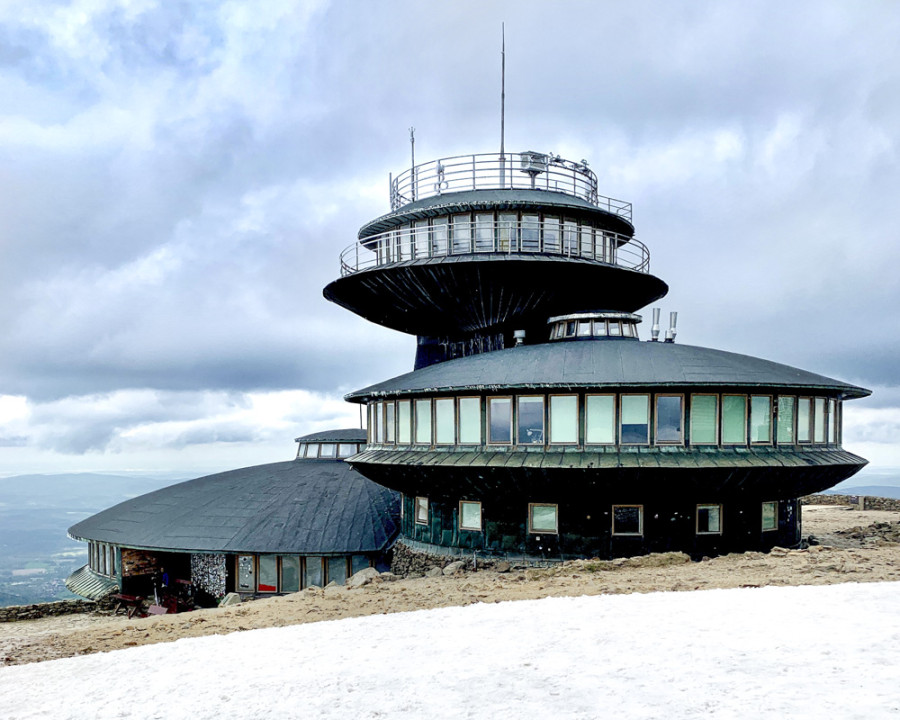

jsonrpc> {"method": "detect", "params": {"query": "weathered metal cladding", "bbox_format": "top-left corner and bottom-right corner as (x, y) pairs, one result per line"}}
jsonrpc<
(324, 256), (668, 337)
(348, 448), (867, 505)
(64, 564), (119, 600)
(400, 494), (802, 561)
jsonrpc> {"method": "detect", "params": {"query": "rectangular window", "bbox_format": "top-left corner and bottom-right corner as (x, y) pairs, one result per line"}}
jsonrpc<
(697, 505), (722, 535)
(459, 501), (482, 531)
(498, 213), (517, 251)
(304, 557), (324, 588)
(592, 320), (608, 336)
(475, 213), (494, 251)
(620, 394), (650, 444)
(521, 213), (540, 252)
(351, 555), (370, 575)
(609, 322), (621, 336)
(797, 397), (811, 443)
(721, 395), (747, 444)
(368, 404), (375, 443)
(528, 503), (558, 534)
(563, 220), (577, 254)
(237, 556), (254, 591)
(413, 219), (429, 259)
(397, 400), (412, 444)
(750, 395), (772, 444)
(432, 217), (449, 256)
(415, 399), (432, 444)
(761, 501), (778, 532)
(612, 505), (643, 536)
(338, 443), (357, 457)
(543, 215), (560, 253)
(829, 399), (838, 444)
(458, 397), (482, 445)
(319, 443), (336, 458)
(549, 395), (578, 444)
(517, 396), (545, 445)
(452, 213), (472, 254)
(814, 398), (826, 443)
(258, 555), (278, 592)
(488, 397), (513, 444)
(690, 394), (718, 444)
(385, 402), (395, 444)
(435, 397), (455, 445)
(579, 224), (593, 258)
(655, 395), (683, 444)
(415, 496), (429, 525)
(375, 401), (384, 443)
(280, 556), (300, 593)
(585, 394), (615, 444)
(777, 396), (796, 444)
(327, 557), (348, 586)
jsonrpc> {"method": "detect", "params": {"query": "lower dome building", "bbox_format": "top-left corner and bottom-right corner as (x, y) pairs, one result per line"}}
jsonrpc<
(66, 429), (399, 603)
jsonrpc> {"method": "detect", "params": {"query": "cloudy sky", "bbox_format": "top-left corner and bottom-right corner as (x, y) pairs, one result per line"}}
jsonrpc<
(0, 0), (898, 477)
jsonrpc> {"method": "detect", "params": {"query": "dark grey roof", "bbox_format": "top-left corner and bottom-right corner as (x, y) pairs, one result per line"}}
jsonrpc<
(345, 340), (870, 400)
(65, 565), (118, 600)
(68, 460), (399, 555)
(294, 428), (366, 443)
(359, 189), (635, 238)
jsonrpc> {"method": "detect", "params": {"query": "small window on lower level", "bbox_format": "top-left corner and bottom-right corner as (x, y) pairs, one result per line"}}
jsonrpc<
(415, 496), (429, 525)
(258, 554), (278, 592)
(612, 505), (643, 536)
(697, 504), (722, 535)
(528, 503), (558, 534)
(237, 555), (254, 591)
(762, 501), (778, 531)
(459, 501), (483, 531)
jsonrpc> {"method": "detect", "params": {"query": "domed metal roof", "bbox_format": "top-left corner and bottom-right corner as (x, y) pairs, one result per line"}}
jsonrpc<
(294, 427), (366, 444)
(345, 340), (870, 400)
(68, 459), (399, 555)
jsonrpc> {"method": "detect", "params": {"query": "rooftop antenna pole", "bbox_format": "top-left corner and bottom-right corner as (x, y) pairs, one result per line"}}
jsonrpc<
(500, 23), (506, 188)
(409, 126), (416, 201)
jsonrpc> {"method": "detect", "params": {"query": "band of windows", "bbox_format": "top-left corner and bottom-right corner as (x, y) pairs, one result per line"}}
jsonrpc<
(411, 498), (778, 537)
(236, 554), (372, 594)
(88, 541), (117, 577)
(296, 442), (362, 459)
(368, 393), (840, 448)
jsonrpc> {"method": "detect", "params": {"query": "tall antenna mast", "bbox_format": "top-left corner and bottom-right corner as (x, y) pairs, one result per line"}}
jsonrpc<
(409, 126), (416, 201)
(500, 23), (506, 187)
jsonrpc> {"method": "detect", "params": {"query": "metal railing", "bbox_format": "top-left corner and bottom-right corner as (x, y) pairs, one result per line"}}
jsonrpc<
(389, 152), (632, 220)
(339, 218), (650, 277)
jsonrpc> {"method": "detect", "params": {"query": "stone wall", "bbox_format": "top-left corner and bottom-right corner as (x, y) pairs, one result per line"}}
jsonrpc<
(0, 598), (99, 623)
(191, 553), (227, 599)
(391, 541), (473, 576)
(802, 494), (900, 511)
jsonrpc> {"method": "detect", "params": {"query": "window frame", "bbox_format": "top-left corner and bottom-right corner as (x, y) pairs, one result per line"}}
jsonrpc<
(458, 500), (483, 531)
(721, 394), (748, 445)
(487, 396), (513, 445)
(517, 395), (546, 446)
(415, 496), (429, 525)
(434, 397), (456, 445)
(761, 501), (778, 532)
(749, 394), (773, 445)
(654, 393), (684, 445)
(797, 396), (812, 443)
(414, 398), (433, 446)
(619, 393), (650, 445)
(548, 394), (579, 445)
(585, 393), (616, 445)
(457, 396), (482, 445)
(690, 393), (719, 445)
(696, 504), (723, 535)
(612, 505), (644, 536)
(528, 503), (559, 535)
(776, 395), (796, 445)
(384, 401), (395, 444)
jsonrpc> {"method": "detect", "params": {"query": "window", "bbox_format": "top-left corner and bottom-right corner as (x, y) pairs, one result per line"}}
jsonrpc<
(612, 505), (643, 536)
(609, 321), (621, 336)
(435, 398), (455, 445)
(368, 404), (376, 443)
(459, 501), (483, 531)
(521, 214), (540, 251)
(351, 555), (370, 575)
(829, 399), (838, 444)
(432, 217), (448, 256)
(697, 505), (722, 535)
(327, 557), (348, 586)
(415, 398), (432, 444)
(655, 395), (683, 444)
(592, 320), (608, 337)
(452, 213), (472, 254)
(620, 394), (650, 444)
(384, 402), (395, 443)
(304, 557), (324, 588)
(750, 396), (772, 444)
(528, 503), (558, 534)
(797, 397), (812, 443)
(415, 496), (429, 525)
(319, 443), (336, 458)
(498, 213), (517, 251)
(549, 395), (578, 444)
(721, 395), (747, 444)
(458, 397), (482, 444)
(777, 396), (795, 444)
(280, 556), (300, 592)
(543, 215), (560, 253)
(475, 213), (494, 251)
(690, 394), (718, 444)
(517, 396), (545, 444)
(258, 555), (278, 592)
(814, 398), (826, 443)
(577, 320), (591, 337)
(374, 401), (384, 442)
(338, 443), (357, 457)
(585, 394), (615, 444)
(237, 556), (254, 591)
(761, 501), (778, 532)
(488, 397), (512, 444)
(396, 400), (411, 444)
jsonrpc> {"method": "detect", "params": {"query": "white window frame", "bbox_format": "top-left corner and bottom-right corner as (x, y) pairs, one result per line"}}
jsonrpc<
(458, 500), (483, 531)
(415, 496), (429, 525)
(528, 503), (559, 535)
(696, 504), (723, 535)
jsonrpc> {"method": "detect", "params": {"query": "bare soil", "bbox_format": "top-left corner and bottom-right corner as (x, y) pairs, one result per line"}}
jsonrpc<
(2, 504), (899, 667)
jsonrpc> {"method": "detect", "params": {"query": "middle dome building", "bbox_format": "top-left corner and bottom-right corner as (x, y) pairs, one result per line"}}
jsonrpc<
(324, 151), (868, 561)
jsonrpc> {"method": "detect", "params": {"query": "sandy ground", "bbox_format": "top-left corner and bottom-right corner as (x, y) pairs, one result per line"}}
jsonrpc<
(2, 504), (899, 667)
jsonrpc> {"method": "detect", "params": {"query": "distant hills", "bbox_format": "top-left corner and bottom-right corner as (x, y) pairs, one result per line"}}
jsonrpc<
(0, 473), (181, 511)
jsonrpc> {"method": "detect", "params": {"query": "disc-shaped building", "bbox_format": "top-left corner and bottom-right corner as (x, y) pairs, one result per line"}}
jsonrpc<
(325, 151), (869, 560)
(67, 429), (399, 600)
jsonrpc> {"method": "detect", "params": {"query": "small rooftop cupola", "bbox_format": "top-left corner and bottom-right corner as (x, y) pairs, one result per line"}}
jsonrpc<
(548, 311), (642, 341)
(294, 428), (366, 461)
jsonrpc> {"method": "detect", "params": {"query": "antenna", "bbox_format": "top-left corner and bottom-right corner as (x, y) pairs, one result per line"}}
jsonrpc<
(500, 23), (506, 187)
(409, 126), (416, 201)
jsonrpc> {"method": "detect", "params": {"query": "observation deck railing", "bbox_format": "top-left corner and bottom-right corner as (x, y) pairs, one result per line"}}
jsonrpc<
(339, 218), (650, 277)
(389, 152), (632, 221)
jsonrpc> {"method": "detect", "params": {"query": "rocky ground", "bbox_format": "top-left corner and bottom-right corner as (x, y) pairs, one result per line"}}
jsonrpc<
(2, 503), (899, 667)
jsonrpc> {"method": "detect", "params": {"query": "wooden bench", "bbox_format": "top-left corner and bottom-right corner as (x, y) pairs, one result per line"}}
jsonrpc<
(110, 594), (143, 619)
